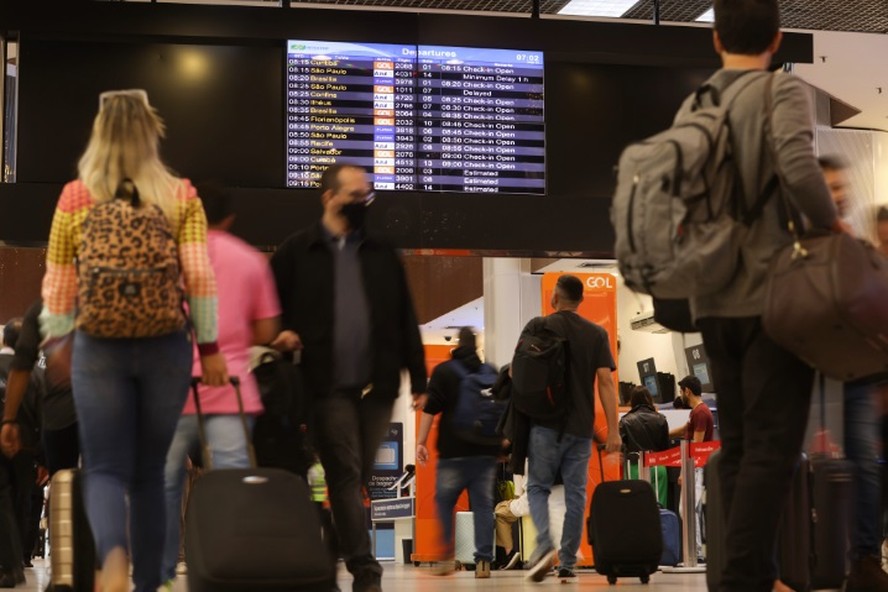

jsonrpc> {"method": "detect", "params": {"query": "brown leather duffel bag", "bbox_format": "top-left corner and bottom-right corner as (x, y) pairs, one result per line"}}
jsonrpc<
(763, 230), (888, 381)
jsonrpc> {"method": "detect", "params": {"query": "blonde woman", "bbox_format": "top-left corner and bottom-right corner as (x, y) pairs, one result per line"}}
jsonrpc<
(40, 90), (228, 592)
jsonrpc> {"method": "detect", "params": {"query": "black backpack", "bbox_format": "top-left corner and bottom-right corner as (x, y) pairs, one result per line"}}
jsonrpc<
(250, 352), (313, 476)
(510, 316), (570, 422)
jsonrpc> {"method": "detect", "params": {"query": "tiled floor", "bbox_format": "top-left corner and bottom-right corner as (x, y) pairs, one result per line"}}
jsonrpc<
(17, 559), (709, 591)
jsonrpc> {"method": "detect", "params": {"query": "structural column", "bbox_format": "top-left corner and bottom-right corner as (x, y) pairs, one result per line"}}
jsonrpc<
(482, 257), (540, 368)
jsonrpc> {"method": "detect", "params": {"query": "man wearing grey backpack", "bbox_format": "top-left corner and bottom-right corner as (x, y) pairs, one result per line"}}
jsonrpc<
(685, 2), (843, 591)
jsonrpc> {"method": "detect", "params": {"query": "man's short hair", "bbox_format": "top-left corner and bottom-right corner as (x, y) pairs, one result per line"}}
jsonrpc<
(457, 326), (477, 350)
(197, 181), (232, 226)
(818, 155), (848, 172)
(878, 206), (888, 223)
(319, 163), (362, 196)
(629, 386), (656, 409)
(714, 0), (781, 55)
(3, 318), (22, 349)
(556, 274), (584, 304)
(678, 375), (703, 397)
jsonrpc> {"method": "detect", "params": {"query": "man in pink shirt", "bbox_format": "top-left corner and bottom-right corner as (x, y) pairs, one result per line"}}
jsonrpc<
(161, 183), (281, 587)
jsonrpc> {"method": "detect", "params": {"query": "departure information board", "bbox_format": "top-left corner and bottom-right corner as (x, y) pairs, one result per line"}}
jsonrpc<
(286, 40), (545, 194)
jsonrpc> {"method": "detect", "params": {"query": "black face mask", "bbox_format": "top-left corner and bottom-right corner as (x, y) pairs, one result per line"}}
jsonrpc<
(340, 202), (368, 231)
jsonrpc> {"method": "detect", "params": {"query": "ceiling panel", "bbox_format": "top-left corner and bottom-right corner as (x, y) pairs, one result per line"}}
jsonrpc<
(288, 0), (888, 33)
(291, 0), (571, 13)
(623, 0), (888, 33)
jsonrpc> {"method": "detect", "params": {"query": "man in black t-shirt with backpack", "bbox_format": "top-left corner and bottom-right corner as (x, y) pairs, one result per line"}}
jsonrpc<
(416, 327), (503, 580)
(521, 275), (621, 583)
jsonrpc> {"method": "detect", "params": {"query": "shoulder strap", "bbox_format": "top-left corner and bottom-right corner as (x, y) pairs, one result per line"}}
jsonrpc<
(724, 70), (782, 225)
(749, 71), (784, 223)
(722, 70), (771, 110)
(762, 71), (806, 236)
(692, 69), (762, 111)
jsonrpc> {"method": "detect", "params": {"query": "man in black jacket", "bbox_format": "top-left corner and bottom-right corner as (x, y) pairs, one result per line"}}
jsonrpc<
(416, 327), (502, 579)
(270, 164), (427, 592)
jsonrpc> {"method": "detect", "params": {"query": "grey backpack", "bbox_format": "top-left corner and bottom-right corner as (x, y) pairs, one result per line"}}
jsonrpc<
(612, 71), (775, 299)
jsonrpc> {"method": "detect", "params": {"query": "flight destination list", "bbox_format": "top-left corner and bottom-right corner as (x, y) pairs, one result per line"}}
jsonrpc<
(286, 40), (545, 194)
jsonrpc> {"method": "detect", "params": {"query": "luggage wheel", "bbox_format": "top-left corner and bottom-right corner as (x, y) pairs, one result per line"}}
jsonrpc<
(640, 574), (650, 584)
(607, 575), (617, 585)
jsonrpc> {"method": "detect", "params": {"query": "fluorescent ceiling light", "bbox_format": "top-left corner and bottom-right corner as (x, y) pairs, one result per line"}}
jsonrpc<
(558, 0), (639, 18)
(696, 8), (715, 22)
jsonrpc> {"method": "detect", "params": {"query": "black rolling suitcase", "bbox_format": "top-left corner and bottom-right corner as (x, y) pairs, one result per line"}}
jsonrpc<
(807, 376), (853, 589)
(704, 450), (725, 592)
(706, 377), (853, 592)
(588, 448), (661, 585)
(776, 458), (811, 592)
(776, 453), (853, 591)
(46, 469), (96, 592)
(184, 377), (332, 592)
(707, 448), (813, 591)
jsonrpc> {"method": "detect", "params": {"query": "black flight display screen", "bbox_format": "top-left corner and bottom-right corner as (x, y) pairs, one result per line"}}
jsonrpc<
(286, 40), (545, 195)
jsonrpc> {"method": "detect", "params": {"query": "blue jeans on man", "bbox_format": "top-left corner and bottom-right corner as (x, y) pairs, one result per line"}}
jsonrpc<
(845, 380), (883, 561)
(435, 456), (497, 563)
(527, 425), (592, 571)
(160, 414), (254, 583)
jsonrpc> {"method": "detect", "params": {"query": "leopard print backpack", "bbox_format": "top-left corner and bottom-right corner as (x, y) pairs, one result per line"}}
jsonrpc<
(75, 179), (186, 338)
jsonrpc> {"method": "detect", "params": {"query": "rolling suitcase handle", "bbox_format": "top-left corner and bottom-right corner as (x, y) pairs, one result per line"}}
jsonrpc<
(597, 443), (606, 482)
(191, 376), (259, 470)
(623, 451), (658, 496)
(811, 373), (838, 458)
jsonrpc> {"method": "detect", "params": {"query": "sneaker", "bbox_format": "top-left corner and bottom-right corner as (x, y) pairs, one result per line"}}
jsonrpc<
(525, 548), (556, 583)
(557, 567), (576, 581)
(846, 555), (888, 592)
(475, 560), (491, 579)
(432, 560), (457, 577)
(500, 550), (521, 571)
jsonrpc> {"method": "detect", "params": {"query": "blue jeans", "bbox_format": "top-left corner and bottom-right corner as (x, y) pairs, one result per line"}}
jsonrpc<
(845, 380), (883, 560)
(435, 456), (497, 563)
(72, 331), (191, 592)
(160, 414), (254, 582)
(527, 425), (592, 571)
